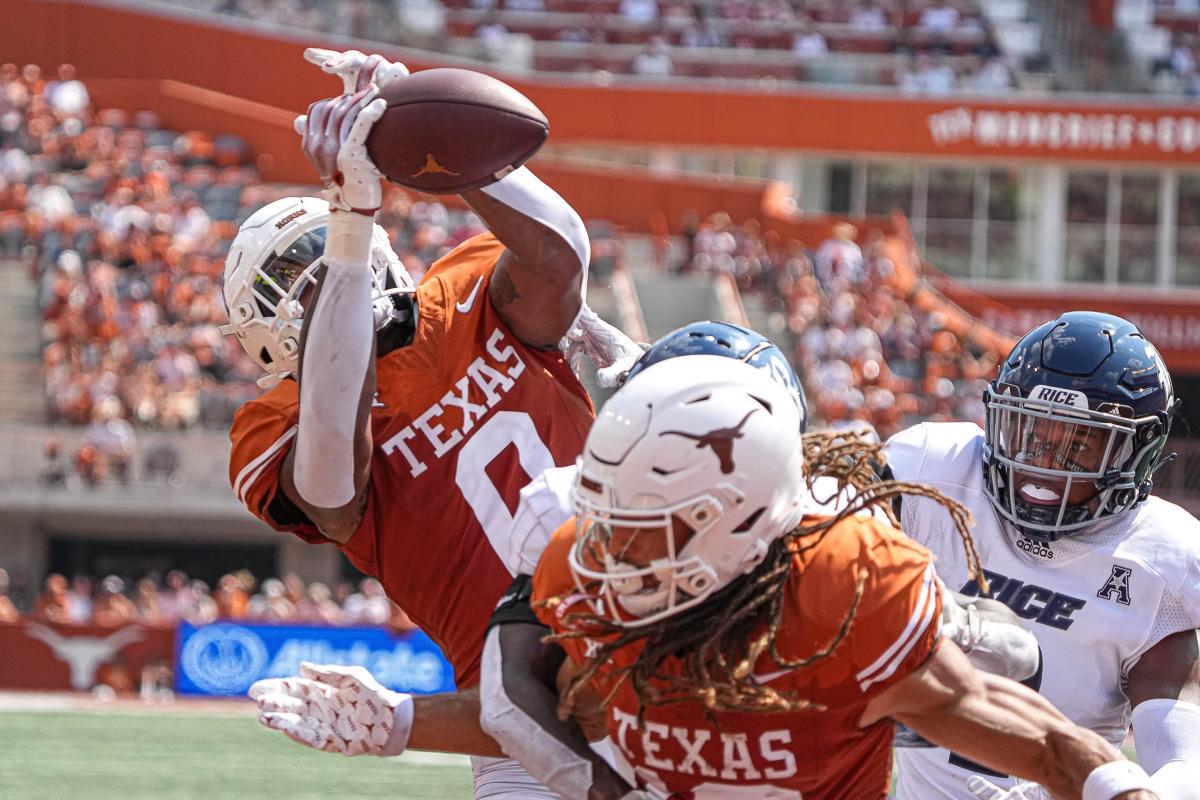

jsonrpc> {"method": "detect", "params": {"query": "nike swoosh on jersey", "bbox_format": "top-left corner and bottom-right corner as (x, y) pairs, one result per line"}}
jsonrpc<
(456, 276), (485, 314)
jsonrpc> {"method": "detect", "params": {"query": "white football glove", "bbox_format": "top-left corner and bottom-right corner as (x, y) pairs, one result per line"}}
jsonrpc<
(294, 48), (409, 214)
(966, 777), (1051, 800)
(294, 87), (387, 215)
(561, 305), (645, 388)
(248, 661), (413, 757)
(303, 48), (410, 95)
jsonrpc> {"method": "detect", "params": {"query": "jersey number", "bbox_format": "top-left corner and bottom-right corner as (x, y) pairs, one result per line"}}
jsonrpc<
(455, 411), (556, 563)
(947, 646), (1044, 778)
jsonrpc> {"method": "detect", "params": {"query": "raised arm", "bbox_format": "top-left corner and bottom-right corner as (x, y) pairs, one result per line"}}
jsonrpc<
(862, 642), (1156, 800)
(277, 78), (391, 542)
(463, 168), (589, 348)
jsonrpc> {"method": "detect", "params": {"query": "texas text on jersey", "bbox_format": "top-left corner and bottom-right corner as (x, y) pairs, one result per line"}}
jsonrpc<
(887, 421), (1200, 799)
(229, 233), (594, 686)
(531, 512), (943, 800)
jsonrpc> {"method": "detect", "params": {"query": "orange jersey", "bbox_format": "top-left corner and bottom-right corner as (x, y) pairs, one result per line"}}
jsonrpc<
(229, 233), (594, 686)
(533, 514), (941, 800)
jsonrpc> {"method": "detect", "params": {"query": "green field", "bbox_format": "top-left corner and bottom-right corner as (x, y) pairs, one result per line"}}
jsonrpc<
(0, 707), (1139, 798)
(0, 709), (475, 799)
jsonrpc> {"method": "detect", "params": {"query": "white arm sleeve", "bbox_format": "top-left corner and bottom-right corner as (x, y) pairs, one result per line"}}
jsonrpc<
(480, 166), (590, 286)
(479, 627), (595, 799)
(293, 211), (375, 509)
(1133, 696), (1200, 800)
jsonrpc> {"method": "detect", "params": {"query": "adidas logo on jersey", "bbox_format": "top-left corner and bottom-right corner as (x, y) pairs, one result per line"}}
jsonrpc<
(960, 569), (1087, 631)
(1017, 536), (1054, 559)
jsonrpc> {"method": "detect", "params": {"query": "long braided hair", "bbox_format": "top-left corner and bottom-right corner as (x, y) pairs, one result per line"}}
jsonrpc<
(544, 428), (986, 723)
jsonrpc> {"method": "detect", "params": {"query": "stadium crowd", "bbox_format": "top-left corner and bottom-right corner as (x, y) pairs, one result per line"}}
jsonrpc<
(150, 0), (1021, 91)
(2, 64), (998, 481)
(1, 64), (486, 436)
(670, 212), (997, 439)
(0, 564), (416, 630)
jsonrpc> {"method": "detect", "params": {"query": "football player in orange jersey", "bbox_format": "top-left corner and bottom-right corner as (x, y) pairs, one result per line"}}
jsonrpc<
(479, 356), (1158, 800)
(222, 49), (638, 798)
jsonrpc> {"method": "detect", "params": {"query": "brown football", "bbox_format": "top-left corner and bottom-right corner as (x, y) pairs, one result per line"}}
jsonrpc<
(365, 68), (548, 195)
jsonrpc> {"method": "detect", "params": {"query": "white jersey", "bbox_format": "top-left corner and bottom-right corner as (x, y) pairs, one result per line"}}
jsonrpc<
(887, 422), (1200, 799)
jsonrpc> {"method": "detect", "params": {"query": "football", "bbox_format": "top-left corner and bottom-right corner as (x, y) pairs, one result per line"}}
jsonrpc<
(365, 68), (549, 195)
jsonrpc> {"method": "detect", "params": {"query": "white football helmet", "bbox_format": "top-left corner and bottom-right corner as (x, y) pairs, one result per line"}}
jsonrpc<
(568, 355), (807, 628)
(221, 196), (416, 388)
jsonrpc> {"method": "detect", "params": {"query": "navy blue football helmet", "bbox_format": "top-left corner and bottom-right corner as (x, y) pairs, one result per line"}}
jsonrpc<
(983, 311), (1178, 542)
(622, 321), (808, 432)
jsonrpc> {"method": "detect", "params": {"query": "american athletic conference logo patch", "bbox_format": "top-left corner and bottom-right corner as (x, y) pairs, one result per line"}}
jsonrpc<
(1096, 565), (1132, 605)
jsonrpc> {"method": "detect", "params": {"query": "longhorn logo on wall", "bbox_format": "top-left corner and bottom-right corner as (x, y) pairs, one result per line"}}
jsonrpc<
(24, 623), (145, 690)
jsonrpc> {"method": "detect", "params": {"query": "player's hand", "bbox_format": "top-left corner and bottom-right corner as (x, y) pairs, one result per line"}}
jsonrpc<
(248, 661), (413, 757)
(303, 48), (409, 95)
(294, 87), (387, 214)
(966, 777), (1051, 800)
(561, 305), (646, 388)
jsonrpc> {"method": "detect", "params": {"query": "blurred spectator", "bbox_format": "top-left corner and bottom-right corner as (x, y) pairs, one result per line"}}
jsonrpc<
(66, 574), (93, 623)
(814, 222), (864, 286)
(248, 577), (298, 620)
(966, 54), (1015, 93)
(0, 568), (20, 623)
(34, 573), (71, 622)
(297, 581), (343, 624)
(40, 438), (68, 487)
(135, 578), (162, 622)
(899, 52), (959, 94)
(92, 575), (137, 626)
(918, 0), (960, 33)
(213, 572), (249, 619)
(850, 0), (890, 32)
(475, 11), (511, 54)
(792, 17), (830, 59)
(185, 579), (219, 625)
(82, 397), (137, 484)
(44, 63), (89, 118)
(632, 37), (674, 77)
(142, 440), (182, 485)
(619, 0), (658, 25)
(343, 578), (391, 625)
(157, 569), (191, 622)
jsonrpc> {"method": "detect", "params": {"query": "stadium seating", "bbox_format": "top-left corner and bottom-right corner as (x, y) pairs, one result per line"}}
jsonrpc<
(146, 0), (1039, 91)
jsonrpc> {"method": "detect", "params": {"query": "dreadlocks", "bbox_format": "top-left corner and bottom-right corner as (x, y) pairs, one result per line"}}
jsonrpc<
(546, 428), (986, 724)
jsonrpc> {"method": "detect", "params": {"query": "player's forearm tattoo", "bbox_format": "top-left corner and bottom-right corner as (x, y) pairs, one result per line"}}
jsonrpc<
(492, 269), (521, 307)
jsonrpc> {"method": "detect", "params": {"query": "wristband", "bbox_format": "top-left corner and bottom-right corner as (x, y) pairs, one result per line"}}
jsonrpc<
(324, 208), (375, 266)
(1082, 761), (1152, 800)
(380, 693), (413, 756)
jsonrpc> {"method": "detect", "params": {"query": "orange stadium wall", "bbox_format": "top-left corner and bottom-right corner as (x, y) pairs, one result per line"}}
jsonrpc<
(934, 279), (1200, 374)
(84, 75), (888, 239)
(10, 1), (1200, 165)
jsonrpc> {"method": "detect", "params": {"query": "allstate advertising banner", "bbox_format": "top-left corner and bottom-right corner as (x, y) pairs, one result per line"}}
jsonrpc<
(175, 621), (456, 696)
